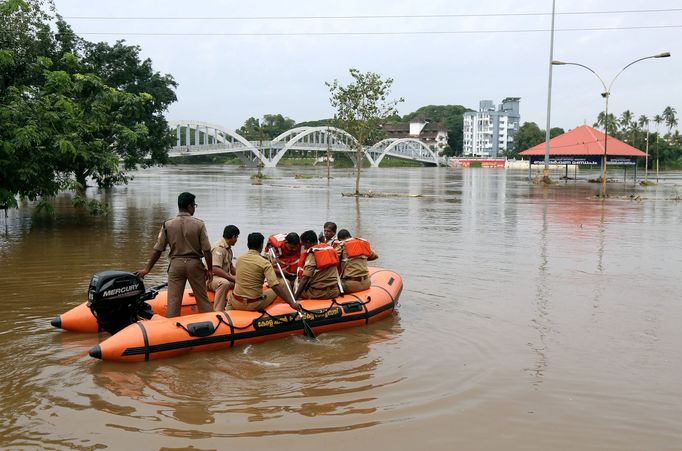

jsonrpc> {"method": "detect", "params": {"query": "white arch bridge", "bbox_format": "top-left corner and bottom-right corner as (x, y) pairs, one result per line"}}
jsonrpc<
(167, 120), (444, 168)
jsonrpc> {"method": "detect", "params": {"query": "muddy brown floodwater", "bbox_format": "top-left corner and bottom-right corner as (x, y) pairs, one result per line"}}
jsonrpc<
(1, 165), (681, 450)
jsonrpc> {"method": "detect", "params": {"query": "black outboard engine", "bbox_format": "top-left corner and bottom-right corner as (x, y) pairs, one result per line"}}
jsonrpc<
(87, 270), (154, 334)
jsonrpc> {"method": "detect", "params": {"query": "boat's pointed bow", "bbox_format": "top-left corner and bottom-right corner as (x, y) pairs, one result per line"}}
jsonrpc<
(50, 315), (62, 329)
(89, 345), (102, 359)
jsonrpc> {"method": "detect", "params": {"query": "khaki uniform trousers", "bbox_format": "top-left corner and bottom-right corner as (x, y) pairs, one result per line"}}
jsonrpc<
(299, 285), (340, 300)
(228, 289), (278, 311)
(341, 277), (371, 294)
(209, 276), (235, 311)
(167, 257), (212, 317)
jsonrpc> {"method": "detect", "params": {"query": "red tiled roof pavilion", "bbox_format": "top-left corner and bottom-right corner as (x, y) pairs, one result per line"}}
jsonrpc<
(519, 124), (647, 157)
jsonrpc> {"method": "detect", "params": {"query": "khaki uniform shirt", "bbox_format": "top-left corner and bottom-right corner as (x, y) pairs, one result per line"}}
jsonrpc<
(211, 237), (234, 274)
(234, 249), (280, 299)
(153, 212), (211, 258)
(302, 253), (338, 290)
(337, 241), (370, 279)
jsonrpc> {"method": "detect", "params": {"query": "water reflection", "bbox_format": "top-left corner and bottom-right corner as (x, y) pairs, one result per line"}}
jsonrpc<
(527, 193), (550, 386)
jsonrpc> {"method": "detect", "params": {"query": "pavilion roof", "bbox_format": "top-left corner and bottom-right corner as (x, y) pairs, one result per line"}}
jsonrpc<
(519, 125), (647, 157)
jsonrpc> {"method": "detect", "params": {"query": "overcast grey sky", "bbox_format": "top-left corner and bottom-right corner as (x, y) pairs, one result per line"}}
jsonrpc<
(53, 0), (681, 132)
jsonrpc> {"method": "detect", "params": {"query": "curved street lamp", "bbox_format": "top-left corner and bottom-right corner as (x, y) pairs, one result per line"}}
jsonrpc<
(552, 52), (670, 197)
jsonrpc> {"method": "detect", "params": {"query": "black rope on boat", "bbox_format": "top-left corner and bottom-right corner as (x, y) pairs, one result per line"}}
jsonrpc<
(216, 313), (235, 347)
(223, 311), (268, 331)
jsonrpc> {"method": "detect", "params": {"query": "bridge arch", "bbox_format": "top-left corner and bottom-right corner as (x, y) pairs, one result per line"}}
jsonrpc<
(268, 126), (360, 167)
(367, 138), (442, 167)
(168, 120), (266, 166)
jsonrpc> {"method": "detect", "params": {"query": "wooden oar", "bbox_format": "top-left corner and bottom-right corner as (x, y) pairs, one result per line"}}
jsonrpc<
(268, 248), (317, 340)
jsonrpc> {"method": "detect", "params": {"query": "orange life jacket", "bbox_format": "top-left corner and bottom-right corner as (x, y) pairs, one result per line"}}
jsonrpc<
(297, 253), (307, 279)
(306, 243), (339, 270)
(342, 237), (373, 259)
(266, 233), (302, 274)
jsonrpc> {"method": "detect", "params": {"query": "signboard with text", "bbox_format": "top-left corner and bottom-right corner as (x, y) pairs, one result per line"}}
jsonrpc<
(529, 156), (637, 166)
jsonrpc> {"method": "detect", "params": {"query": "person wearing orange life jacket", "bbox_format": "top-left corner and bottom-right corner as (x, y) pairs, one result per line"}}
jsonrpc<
(265, 232), (301, 287)
(336, 229), (378, 294)
(294, 230), (341, 300)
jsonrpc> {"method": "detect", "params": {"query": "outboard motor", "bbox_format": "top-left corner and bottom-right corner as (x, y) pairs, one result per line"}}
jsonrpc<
(87, 270), (155, 334)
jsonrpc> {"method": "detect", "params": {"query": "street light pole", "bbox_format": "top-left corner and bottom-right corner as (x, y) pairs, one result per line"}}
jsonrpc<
(552, 52), (670, 197)
(542, 0), (557, 183)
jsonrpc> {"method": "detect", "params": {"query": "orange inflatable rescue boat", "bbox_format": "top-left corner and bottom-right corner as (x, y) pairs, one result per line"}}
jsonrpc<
(52, 268), (402, 362)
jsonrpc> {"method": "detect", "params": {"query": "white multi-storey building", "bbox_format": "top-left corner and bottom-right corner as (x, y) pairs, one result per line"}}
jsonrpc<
(463, 98), (520, 157)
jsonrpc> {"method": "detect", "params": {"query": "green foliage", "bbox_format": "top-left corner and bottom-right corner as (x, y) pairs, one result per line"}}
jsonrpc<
(511, 122), (544, 156)
(327, 68), (404, 194)
(550, 127), (565, 138)
(508, 123), (565, 157)
(592, 107), (681, 169)
(236, 114), (296, 140)
(402, 105), (472, 155)
(0, 1), (176, 210)
(294, 118), (334, 128)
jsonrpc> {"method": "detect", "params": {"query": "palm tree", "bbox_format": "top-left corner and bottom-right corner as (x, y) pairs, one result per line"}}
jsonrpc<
(620, 110), (633, 141)
(638, 115), (650, 181)
(662, 106), (678, 135)
(653, 114), (664, 180)
(595, 112), (617, 134)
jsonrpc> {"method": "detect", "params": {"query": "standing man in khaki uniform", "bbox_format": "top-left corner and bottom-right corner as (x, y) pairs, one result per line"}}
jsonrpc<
(210, 224), (239, 311)
(229, 232), (300, 312)
(295, 230), (341, 300)
(135, 192), (213, 317)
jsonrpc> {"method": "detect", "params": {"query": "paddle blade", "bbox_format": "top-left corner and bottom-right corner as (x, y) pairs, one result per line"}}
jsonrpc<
(298, 312), (317, 340)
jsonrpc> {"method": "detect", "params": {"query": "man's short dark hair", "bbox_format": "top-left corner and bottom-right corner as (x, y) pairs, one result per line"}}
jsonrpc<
(285, 232), (300, 245)
(247, 232), (264, 250)
(300, 230), (318, 245)
(223, 225), (240, 239)
(178, 192), (195, 209)
(323, 221), (337, 232)
(337, 229), (351, 240)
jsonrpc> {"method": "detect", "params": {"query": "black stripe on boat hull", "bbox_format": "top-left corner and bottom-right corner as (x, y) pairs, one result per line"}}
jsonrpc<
(120, 303), (395, 357)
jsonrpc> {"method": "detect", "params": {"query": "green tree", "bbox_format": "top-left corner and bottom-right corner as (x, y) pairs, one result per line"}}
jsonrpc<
(0, 0), (61, 206)
(261, 114), (295, 139)
(594, 111), (618, 135)
(236, 117), (266, 140)
(637, 115), (649, 150)
(236, 114), (297, 141)
(620, 110), (636, 144)
(550, 127), (565, 139)
(619, 110), (633, 130)
(327, 68), (403, 195)
(512, 122), (544, 156)
(80, 37), (177, 168)
(663, 106), (678, 135)
(0, 1), (177, 208)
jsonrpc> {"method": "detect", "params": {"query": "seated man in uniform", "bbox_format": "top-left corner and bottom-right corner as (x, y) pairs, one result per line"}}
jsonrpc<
(294, 230), (341, 300)
(319, 221), (340, 248)
(336, 229), (378, 294)
(265, 232), (301, 290)
(229, 232), (300, 312)
(210, 224), (239, 311)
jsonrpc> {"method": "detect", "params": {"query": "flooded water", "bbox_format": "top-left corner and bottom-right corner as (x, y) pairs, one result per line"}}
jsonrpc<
(1, 165), (681, 450)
